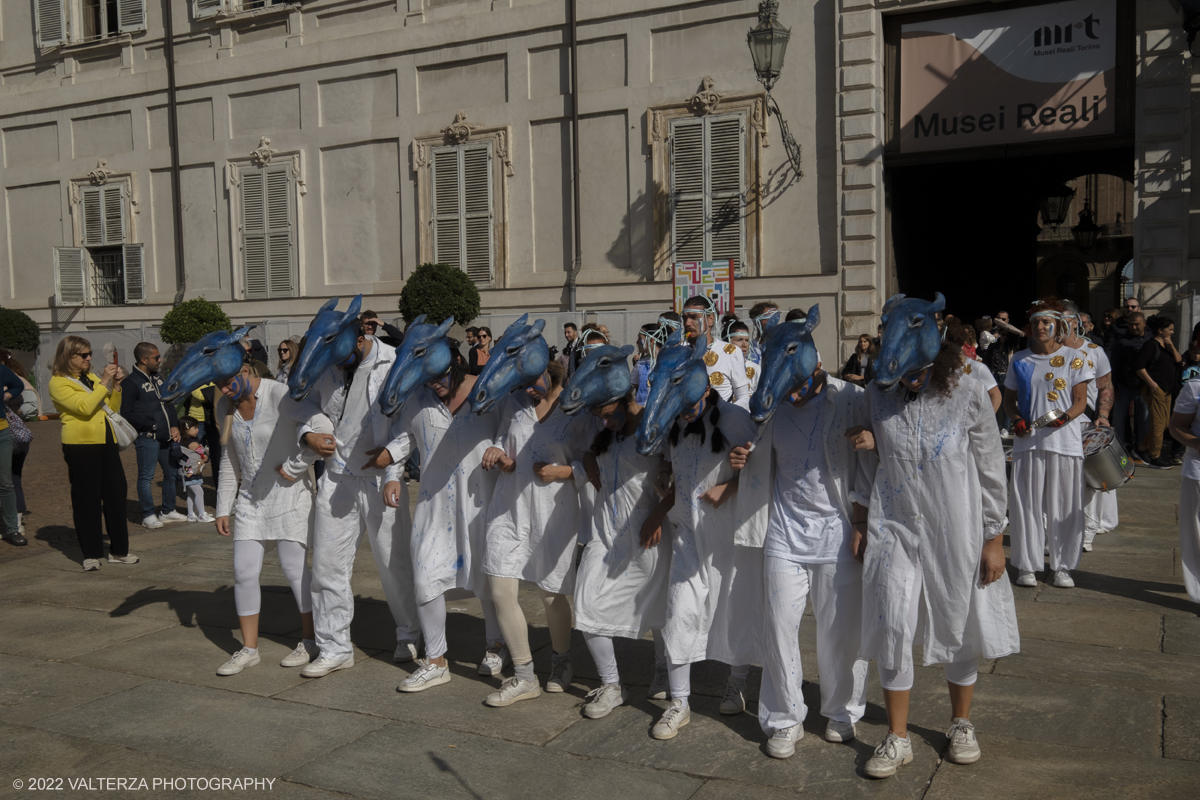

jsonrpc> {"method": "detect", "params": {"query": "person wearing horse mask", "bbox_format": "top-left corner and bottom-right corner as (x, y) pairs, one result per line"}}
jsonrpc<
(291, 303), (419, 678)
(850, 294), (1018, 779)
(726, 309), (875, 757)
(680, 295), (751, 410)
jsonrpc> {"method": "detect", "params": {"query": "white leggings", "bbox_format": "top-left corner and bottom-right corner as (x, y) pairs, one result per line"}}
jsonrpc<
(416, 590), (504, 662)
(233, 539), (312, 617)
(583, 630), (667, 685)
(875, 567), (977, 692)
(186, 483), (205, 518)
(667, 661), (750, 700)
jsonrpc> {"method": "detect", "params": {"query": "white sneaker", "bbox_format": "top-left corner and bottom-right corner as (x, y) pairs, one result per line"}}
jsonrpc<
(1082, 531), (1096, 552)
(945, 717), (981, 765)
(160, 510), (188, 523)
(825, 720), (856, 743)
(546, 655), (573, 693)
(301, 654), (354, 678)
(17, 514), (25, 535)
(280, 640), (319, 668)
(142, 515), (164, 529)
(1053, 569), (1075, 588)
(82, 558), (101, 571)
(485, 676), (542, 707)
(478, 641), (510, 677)
(765, 724), (803, 759)
(865, 732), (914, 778)
(1015, 570), (1037, 587)
(199, 512), (215, 523)
(719, 676), (747, 715)
(217, 648), (261, 676)
(393, 640), (420, 663)
(582, 683), (627, 719)
(651, 699), (691, 740)
(397, 659), (451, 693)
(107, 553), (139, 564)
(647, 664), (669, 700)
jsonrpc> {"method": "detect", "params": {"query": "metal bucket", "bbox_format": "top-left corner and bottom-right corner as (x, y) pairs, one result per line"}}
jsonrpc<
(1082, 425), (1135, 492)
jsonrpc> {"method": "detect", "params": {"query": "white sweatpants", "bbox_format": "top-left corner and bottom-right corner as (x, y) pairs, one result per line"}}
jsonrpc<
(1083, 486), (1119, 535)
(310, 470), (418, 659)
(758, 557), (869, 736)
(1179, 478), (1200, 603)
(1009, 450), (1084, 573)
(232, 539), (312, 617)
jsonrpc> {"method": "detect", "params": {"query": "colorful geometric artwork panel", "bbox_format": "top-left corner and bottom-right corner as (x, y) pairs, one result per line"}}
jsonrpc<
(672, 260), (735, 316)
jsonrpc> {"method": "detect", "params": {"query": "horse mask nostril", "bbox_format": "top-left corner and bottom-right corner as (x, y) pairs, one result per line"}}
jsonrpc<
(888, 360), (898, 374)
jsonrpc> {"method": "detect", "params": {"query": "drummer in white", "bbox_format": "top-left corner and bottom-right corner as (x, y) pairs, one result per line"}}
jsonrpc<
(681, 296), (750, 410)
(1168, 380), (1200, 604)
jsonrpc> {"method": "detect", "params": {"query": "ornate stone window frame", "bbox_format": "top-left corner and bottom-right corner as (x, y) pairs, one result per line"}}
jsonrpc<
(68, 159), (139, 246)
(412, 112), (513, 289)
(647, 77), (769, 281)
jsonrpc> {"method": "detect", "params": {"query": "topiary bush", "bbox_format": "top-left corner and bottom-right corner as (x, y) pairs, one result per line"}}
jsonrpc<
(399, 263), (481, 327)
(0, 307), (40, 352)
(159, 297), (232, 344)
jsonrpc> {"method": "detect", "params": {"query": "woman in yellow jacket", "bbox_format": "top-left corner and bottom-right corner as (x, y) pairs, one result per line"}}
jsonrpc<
(49, 336), (137, 571)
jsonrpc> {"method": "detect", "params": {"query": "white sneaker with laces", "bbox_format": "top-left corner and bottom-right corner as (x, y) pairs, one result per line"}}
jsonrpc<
(142, 515), (164, 530)
(280, 640), (319, 668)
(478, 641), (510, 677)
(582, 683), (627, 719)
(1053, 569), (1075, 588)
(825, 720), (856, 743)
(82, 558), (101, 571)
(160, 510), (188, 523)
(765, 725), (803, 759)
(651, 699), (691, 740)
(1082, 530), (1096, 552)
(397, 659), (451, 693)
(546, 655), (573, 693)
(301, 654), (354, 678)
(107, 553), (139, 564)
(199, 512), (215, 523)
(647, 664), (669, 700)
(1015, 570), (1037, 587)
(393, 640), (420, 663)
(217, 648), (261, 676)
(719, 676), (747, 715)
(865, 732), (914, 778)
(945, 717), (981, 764)
(485, 676), (542, 707)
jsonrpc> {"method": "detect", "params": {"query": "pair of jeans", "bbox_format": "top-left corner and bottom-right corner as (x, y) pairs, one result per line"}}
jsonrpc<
(134, 437), (177, 518)
(0, 428), (17, 536)
(62, 441), (129, 558)
(1113, 384), (1148, 450)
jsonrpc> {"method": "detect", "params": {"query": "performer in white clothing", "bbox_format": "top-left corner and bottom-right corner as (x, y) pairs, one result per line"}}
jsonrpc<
(1004, 298), (1094, 588)
(853, 293), (1019, 780)
(681, 295), (750, 409)
(1168, 381), (1200, 603)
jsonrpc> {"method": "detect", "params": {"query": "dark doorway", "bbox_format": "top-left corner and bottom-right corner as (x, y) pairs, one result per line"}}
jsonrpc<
(886, 145), (1132, 325)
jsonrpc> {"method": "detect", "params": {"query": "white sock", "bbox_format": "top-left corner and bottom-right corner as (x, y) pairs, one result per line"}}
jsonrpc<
(243, 647), (258, 654)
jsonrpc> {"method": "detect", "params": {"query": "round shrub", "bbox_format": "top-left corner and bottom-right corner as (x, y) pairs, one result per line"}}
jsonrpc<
(399, 263), (481, 327)
(159, 297), (232, 344)
(0, 307), (40, 352)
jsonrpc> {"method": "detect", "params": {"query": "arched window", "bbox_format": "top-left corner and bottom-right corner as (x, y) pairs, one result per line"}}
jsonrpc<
(1118, 259), (1134, 304)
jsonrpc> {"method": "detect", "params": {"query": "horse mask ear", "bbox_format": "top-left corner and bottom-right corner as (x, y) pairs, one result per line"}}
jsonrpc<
(504, 314), (530, 338)
(800, 304), (821, 336)
(412, 314), (427, 327)
(929, 293), (946, 314)
(317, 297), (339, 314)
(434, 317), (454, 337)
(530, 319), (546, 335)
(665, 329), (683, 348)
(345, 295), (363, 322)
(689, 334), (708, 361)
(615, 344), (635, 360)
(881, 294), (906, 315)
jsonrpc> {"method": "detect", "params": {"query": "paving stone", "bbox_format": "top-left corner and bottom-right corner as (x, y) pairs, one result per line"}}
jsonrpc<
(0, 603), (177, 661)
(924, 732), (1200, 800)
(688, 779), (804, 800)
(1033, 573), (1196, 616)
(137, 555), (289, 592)
(276, 650), (587, 746)
(1014, 601), (1164, 651)
(0, 654), (150, 725)
(34, 681), (388, 775)
(0, 723), (130, 794)
(1163, 614), (1200, 655)
(1164, 695), (1200, 762)
(993, 638), (1200, 698)
(284, 720), (704, 800)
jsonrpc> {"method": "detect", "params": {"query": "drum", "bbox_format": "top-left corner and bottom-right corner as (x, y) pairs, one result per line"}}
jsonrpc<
(1081, 425), (1135, 492)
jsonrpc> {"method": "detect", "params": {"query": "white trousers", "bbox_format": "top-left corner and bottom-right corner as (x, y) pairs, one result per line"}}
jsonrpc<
(758, 557), (869, 736)
(232, 539), (312, 617)
(1009, 451), (1084, 573)
(1179, 478), (1200, 603)
(1083, 486), (1119, 535)
(310, 471), (418, 659)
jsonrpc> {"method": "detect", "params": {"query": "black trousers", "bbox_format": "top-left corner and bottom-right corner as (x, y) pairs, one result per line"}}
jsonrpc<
(62, 441), (129, 559)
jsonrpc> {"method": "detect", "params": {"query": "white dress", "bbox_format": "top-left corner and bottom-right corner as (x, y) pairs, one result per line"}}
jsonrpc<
(574, 431), (671, 639)
(661, 399), (763, 666)
(216, 379), (314, 544)
(1082, 342), (1119, 533)
(392, 386), (499, 604)
(860, 378), (1020, 672)
(1172, 380), (1200, 603)
(484, 404), (601, 594)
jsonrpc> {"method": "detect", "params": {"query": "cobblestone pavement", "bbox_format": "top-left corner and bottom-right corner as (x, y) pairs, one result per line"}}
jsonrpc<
(0, 423), (1198, 799)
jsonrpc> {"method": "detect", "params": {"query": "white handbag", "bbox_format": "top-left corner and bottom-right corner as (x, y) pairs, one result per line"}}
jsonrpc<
(71, 377), (138, 450)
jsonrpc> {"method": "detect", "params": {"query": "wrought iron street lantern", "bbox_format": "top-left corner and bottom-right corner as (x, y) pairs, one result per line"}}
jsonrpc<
(1039, 184), (1075, 229)
(1072, 199), (1102, 253)
(747, 1), (803, 176)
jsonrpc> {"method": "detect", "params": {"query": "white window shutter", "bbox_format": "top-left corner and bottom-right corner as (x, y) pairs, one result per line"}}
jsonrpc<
(240, 164), (294, 300)
(708, 115), (745, 275)
(431, 147), (461, 269)
(265, 164), (294, 297)
(118, 0), (147, 33)
(193, 0), (224, 19)
(35, 0), (66, 48)
(82, 187), (105, 245)
(122, 243), (145, 304)
(670, 118), (705, 263)
(103, 184), (126, 243)
(240, 168), (268, 299)
(462, 144), (493, 284)
(54, 247), (88, 306)
(669, 114), (745, 274)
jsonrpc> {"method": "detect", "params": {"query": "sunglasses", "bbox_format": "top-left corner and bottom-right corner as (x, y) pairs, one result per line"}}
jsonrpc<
(278, 348), (290, 353)
(77, 352), (93, 359)
(480, 334), (490, 340)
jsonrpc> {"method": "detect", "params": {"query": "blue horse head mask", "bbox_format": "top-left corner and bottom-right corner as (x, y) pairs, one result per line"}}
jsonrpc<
(749, 304), (821, 424)
(378, 315), (455, 417)
(288, 295), (363, 401)
(469, 314), (550, 415)
(872, 293), (945, 391)
(559, 344), (636, 416)
(635, 334), (710, 456)
(162, 326), (256, 403)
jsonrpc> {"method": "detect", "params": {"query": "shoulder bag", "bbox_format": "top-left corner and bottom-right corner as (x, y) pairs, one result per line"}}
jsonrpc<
(70, 376), (137, 450)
